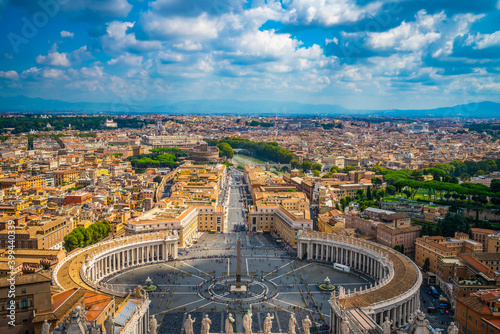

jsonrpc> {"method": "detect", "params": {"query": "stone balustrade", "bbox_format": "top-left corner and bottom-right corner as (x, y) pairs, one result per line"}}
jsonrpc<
(52, 231), (179, 292)
(296, 230), (421, 333)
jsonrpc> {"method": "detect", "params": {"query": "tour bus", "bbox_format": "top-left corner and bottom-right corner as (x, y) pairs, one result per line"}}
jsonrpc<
(333, 263), (350, 273)
(429, 286), (440, 298)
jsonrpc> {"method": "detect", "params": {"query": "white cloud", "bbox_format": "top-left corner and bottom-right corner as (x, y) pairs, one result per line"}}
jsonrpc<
(325, 37), (338, 45)
(368, 10), (444, 51)
(173, 40), (203, 51)
(61, 31), (74, 38)
(42, 68), (65, 79)
(158, 51), (184, 63)
(140, 12), (219, 40)
(36, 46), (71, 67)
(80, 66), (104, 78)
(35, 45), (91, 67)
(465, 31), (500, 49)
(108, 54), (143, 66)
(21, 67), (40, 78)
(0, 70), (19, 80)
(236, 30), (300, 58)
(284, 0), (382, 26)
(101, 21), (162, 54)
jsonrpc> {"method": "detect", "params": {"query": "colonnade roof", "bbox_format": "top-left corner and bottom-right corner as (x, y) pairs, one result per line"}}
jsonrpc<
(297, 230), (419, 309)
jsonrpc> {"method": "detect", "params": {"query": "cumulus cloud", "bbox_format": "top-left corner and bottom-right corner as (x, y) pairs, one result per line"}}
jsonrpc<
(61, 31), (74, 38)
(108, 54), (143, 66)
(35, 45), (92, 67)
(173, 40), (203, 51)
(42, 68), (66, 79)
(101, 21), (162, 54)
(138, 12), (219, 40)
(36, 49), (70, 67)
(465, 31), (500, 49)
(0, 70), (19, 80)
(368, 10), (444, 51)
(283, 0), (383, 26)
(236, 30), (301, 59)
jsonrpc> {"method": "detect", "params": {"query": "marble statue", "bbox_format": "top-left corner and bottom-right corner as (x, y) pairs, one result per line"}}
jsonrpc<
(225, 313), (235, 334)
(264, 313), (274, 334)
(42, 319), (51, 334)
(243, 309), (253, 334)
(184, 314), (196, 334)
(289, 315), (297, 334)
(382, 317), (393, 334)
(302, 316), (312, 334)
(201, 315), (212, 334)
(104, 314), (113, 334)
(448, 322), (458, 334)
(149, 315), (158, 334)
(340, 318), (350, 334)
(134, 285), (144, 298)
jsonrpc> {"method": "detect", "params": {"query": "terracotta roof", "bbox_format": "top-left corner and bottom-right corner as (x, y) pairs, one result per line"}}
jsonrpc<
(0, 271), (51, 287)
(377, 224), (421, 235)
(33, 287), (88, 323)
(456, 295), (493, 316)
(460, 254), (497, 279)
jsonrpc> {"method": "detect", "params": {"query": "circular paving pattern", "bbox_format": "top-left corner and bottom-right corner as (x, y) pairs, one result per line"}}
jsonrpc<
(199, 275), (278, 306)
(105, 232), (375, 334)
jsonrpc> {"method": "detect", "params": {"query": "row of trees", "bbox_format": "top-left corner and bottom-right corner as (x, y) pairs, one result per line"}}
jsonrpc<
(211, 138), (295, 163)
(246, 121), (274, 127)
(0, 116), (156, 133)
(63, 221), (111, 252)
(127, 148), (187, 169)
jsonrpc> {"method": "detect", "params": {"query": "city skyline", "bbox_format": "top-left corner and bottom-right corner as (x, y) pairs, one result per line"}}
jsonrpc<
(0, 0), (499, 111)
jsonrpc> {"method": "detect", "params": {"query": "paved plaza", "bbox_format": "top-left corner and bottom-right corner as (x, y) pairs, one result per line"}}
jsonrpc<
(106, 232), (374, 334)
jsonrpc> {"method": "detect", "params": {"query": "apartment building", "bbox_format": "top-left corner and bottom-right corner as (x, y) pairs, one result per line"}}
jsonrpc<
(245, 165), (312, 247)
(0, 272), (52, 334)
(455, 290), (500, 334)
(53, 169), (80, 186)
(0, 176), (47, 190)
(0, 216), (74, 250)
(471, 228), (498, 249)
(415, 233), (483, 274)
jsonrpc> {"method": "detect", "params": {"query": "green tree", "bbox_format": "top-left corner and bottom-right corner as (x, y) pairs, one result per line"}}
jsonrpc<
(312, 170), (321, 177)
(491, 179), (500, 193)
(386, 185), (396, 195)
(217, 143), (234, 158)
(301, 160), (312, 171)
(290, 159), (301, 168)
(153, 176), (163, 183)
(312, 163), (322, 171)
(438, 212), (470, 237)
(394, 244), (405, 253)
(330, 166), (340, 173)
(343, 166), (354, 173)
(366, 186), (372, 200)
(371, 177), (382, 187)
(423, 258), (430, 272)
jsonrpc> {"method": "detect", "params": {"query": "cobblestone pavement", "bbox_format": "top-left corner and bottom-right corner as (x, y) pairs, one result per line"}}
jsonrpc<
(107, 232), (374, 334)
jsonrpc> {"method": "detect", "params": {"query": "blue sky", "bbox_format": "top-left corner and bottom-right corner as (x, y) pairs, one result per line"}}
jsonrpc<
(0, 0), (499, 110)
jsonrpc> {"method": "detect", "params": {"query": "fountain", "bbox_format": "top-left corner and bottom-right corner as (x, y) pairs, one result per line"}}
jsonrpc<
(142, 276), (157, 291)
(319, 276), (335, 292)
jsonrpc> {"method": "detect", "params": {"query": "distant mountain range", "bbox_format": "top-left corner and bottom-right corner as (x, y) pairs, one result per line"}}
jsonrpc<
(0, 95), (498, 118)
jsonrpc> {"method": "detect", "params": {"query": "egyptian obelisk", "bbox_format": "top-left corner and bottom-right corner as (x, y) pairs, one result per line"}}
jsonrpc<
(236, 235), (242, 288)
